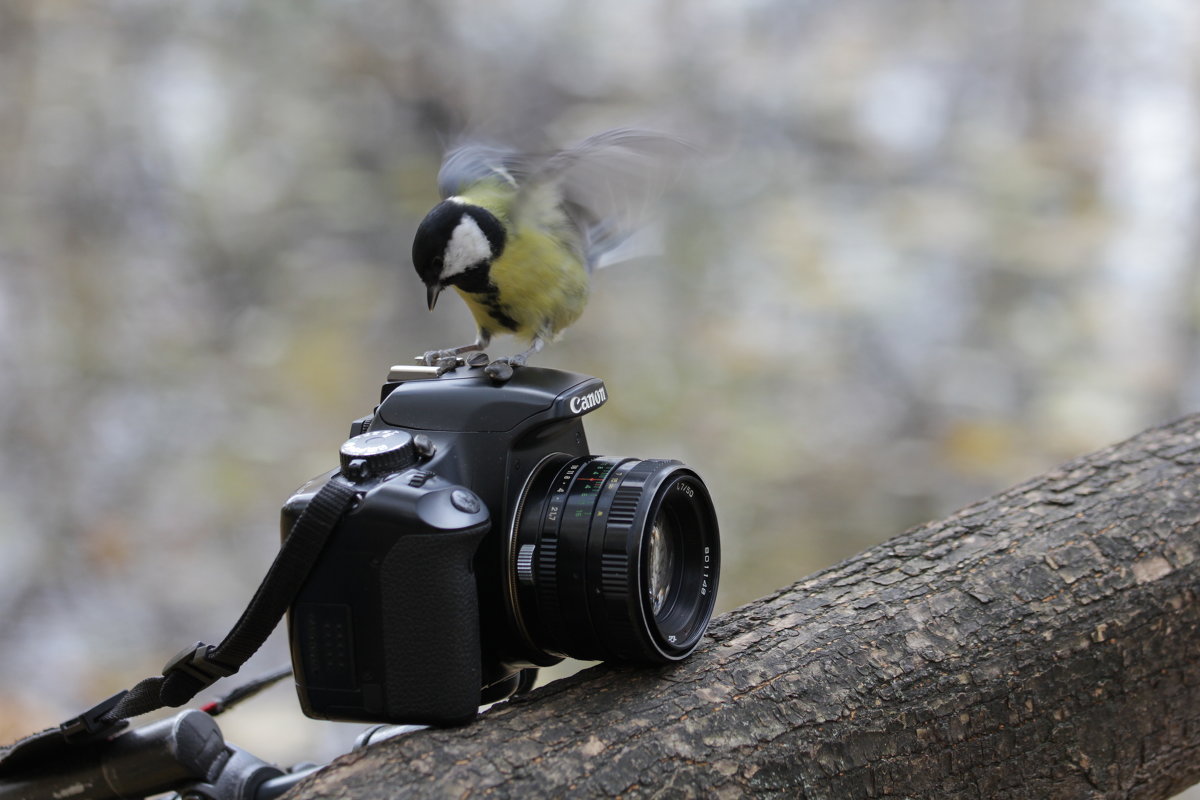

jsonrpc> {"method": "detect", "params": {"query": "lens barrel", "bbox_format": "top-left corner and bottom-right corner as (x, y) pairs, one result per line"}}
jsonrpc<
(506, 455), (720, 664)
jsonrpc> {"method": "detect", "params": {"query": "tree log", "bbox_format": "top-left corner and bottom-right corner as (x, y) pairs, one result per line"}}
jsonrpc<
(287, 415), (1200, 799)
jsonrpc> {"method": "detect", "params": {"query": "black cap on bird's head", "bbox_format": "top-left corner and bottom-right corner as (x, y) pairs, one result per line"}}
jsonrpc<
(412, 200), (507, 310)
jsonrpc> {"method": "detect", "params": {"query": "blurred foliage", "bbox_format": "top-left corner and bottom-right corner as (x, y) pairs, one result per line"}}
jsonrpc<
(2, 0), (1199, 767)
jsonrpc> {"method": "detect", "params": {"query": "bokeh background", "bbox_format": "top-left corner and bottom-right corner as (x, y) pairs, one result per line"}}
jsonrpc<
(3, 0), (1200, 779)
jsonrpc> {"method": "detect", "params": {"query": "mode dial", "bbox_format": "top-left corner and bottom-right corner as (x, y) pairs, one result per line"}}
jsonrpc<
(339, 429), (416, 479)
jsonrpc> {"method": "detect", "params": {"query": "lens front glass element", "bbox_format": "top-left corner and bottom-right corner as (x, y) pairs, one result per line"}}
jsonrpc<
(646, 513), (677, 619)
(506, 456), (720, 664)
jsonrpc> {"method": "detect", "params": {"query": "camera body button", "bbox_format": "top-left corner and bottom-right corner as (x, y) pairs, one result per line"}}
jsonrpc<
(451, 489), (482, 514)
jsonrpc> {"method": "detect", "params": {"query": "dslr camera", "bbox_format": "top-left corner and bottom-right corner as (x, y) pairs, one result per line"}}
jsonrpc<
(281, 362), (720, 726)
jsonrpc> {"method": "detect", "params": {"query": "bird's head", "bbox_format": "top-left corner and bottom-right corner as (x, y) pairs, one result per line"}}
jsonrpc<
(412, 199), (507, 310)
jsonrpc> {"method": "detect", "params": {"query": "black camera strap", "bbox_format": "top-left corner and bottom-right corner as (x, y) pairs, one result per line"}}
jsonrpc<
(0, 474), (360, 779)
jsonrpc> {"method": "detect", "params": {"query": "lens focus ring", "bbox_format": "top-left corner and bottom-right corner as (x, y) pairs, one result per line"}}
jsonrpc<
(593, 461), (672, 659)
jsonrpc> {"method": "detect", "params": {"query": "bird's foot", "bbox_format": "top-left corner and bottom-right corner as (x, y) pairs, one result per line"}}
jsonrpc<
(408, 350), (489, 377)
(421, 335), (492, 368)
(421, 348), (459, 367)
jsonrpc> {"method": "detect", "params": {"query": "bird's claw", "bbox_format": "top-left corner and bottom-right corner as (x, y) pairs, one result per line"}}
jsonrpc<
(421, 349), (455, 367)
(416, 351), (471, 376)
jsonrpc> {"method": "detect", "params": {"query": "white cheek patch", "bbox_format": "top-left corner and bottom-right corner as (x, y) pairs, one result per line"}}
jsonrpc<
(442, 214), (493, 278)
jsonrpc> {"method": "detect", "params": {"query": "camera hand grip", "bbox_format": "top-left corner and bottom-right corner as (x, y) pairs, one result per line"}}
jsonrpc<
(377, 496), (489, 725)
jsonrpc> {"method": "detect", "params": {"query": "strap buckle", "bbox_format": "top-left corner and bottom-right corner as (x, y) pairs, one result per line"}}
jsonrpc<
(163, 642), (237, 689)
(60, 690), (129, 742)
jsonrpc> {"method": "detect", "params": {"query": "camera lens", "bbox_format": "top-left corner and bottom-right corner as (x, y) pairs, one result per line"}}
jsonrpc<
(505, 456), (720, 664)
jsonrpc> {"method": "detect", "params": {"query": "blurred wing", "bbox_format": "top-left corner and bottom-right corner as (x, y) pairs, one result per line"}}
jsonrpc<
(436, 143), (527, 199)
(515, 129), (694, 271)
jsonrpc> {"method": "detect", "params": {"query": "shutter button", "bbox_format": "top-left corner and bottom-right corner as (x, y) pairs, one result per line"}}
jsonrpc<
(451, 490), (481, 514)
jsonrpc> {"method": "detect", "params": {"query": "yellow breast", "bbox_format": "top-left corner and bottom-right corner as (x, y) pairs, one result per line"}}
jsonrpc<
(456, 231), (589, 342)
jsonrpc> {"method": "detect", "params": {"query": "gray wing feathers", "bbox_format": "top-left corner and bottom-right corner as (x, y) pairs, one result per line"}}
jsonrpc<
(437, 129), (692, 271)
(529, 129), (692, 271)
(436, 143), (524, 198)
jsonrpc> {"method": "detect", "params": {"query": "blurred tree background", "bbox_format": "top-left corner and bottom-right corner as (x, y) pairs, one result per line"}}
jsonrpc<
(3, 0), (1199, 771)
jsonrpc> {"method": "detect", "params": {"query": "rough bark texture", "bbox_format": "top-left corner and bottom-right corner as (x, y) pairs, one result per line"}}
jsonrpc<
(287, 415), (1200, 799)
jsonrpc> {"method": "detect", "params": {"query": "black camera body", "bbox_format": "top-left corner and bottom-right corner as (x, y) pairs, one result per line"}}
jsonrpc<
(282, 364), (719, 726)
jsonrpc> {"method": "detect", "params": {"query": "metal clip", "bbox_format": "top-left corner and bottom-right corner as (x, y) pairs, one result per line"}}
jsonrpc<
(162, 642), (237, 688)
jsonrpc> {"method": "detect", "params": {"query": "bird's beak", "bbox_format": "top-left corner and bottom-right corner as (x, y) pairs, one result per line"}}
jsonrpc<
(427, 284), (443, 311)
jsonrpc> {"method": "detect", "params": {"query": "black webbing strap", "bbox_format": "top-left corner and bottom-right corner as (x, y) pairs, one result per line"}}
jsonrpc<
(0, 474), (360, 779)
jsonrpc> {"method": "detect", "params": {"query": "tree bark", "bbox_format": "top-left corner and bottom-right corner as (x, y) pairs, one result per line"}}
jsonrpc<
(287, 415), (1200, 799)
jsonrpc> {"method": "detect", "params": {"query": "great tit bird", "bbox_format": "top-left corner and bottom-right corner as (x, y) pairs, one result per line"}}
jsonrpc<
(412, 129), (688, 378)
